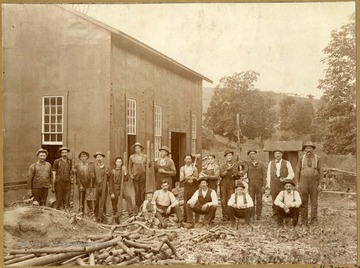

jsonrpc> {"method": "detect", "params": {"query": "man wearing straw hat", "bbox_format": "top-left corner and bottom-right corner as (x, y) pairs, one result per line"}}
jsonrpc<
(155, 146), (176, 190)
(128, 142), (147, 211)
(295, 141), (323, 226)
(53, 146), (72, 210)
(27, 149), (53, 206)
(274, 179), (302, 227)
(265, 148), (295, 219)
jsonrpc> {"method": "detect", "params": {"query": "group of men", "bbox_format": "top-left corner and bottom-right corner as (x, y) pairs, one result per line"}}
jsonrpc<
(27, 140), (322, 228)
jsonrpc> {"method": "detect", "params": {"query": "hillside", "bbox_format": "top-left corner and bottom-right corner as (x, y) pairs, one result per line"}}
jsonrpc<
(202, 87), (321, 115)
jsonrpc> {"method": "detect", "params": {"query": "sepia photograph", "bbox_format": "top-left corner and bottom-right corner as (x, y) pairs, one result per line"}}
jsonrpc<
(2, 2), (357, 266)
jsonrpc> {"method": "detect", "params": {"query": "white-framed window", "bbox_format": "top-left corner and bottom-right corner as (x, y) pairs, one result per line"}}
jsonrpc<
(154, 105), (162, 159)
(127, 99), (136, 135)
(42, 96), (64, 145)
(191, 113), (197, 155)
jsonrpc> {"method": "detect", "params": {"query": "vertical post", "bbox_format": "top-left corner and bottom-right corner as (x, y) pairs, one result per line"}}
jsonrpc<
(236, 114), (241, 161)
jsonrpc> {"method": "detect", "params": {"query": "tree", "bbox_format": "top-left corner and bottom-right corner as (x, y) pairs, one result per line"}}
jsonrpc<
(202, 127), (215, 150)
(279, 96), (296, 130)
(317, 13), (356, 154)
(204, 71), (278, 143)
(287, 100), (314, 135)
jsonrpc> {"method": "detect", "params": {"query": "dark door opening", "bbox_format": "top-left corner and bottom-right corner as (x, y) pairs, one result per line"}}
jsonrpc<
(170, 132), (186, 188)
(42, 145), (62, 166)
(127, 135), (137, 161)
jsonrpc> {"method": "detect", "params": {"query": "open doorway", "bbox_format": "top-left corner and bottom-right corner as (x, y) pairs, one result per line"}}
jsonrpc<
(170, 132), (186, 188)
(42, 145), (62, 166)
(127, 135), (137, 160)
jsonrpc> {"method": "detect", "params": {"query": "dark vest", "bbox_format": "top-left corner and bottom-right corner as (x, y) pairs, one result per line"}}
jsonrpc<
(196, 189), (212, 206)
(270, 160), (289, 179)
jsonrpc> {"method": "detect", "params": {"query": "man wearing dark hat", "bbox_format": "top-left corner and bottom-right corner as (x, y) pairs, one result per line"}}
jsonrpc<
(179, 154), (199, 223)
(73, 151), (95, 215)
(246, 149), (266, 220)
(109, 156), (135, 223)
(219, 149), (242, 221)
(53, 146), (72, 210)
(93, 152), (110, 222)
(184, 177), (218, 229)
(27, 149), (53, 206)
(155, 146), (176, 190)
(295, 141), (323, 226)
(227, 181), (254, 226)
(265, 148), (295, 219)
(129, 142), (147, 211)
(274, 179), (302, 227)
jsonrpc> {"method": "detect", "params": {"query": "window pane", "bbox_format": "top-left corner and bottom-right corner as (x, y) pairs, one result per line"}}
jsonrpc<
(44, 98), (49, 105)
(58, 115), (62, 122)
(51, 98), (56, 105)
(50, 107), (55, 114)
(44, 134), (50, 141)
(57, 124), (62, 132)
(45, 107), (49, 114)
(51, 125), (56, 132)
(45, 116), (49, 123)
(50, 134), (56, 141)
(51, 116), (55, 123)
(57, 97), (62, 105)
(57, 106), (62, 114)
(57, 134), (63, 142)
(44, 124), (49, 132)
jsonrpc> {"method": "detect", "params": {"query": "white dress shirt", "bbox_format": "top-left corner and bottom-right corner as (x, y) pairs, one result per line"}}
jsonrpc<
(266, 159), (295, 188)
(187, 188), (218, 206)
(274, 190), (302, 208)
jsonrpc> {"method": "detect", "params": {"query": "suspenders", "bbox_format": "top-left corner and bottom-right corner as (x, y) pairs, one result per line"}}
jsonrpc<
(234, 193), (247, 205)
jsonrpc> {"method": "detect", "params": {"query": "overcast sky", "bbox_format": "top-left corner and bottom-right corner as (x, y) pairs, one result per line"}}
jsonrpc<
(79, 2), (354, 99)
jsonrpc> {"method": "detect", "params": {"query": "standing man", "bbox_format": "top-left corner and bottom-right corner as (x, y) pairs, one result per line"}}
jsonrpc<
(184, 177), (218, 229)
(227, 181), (254, 226)
(128, 142), (147, 212)
(219, 150), (240, 221)
(179, 154), (199, 223)
(155, 146), (176, 190)
(153, 179), (184, 228)
(274, 179), (302, 227)
(53, 146), (72, 210)
(93, 152), (110, 222)
(27, 149), (53, 206)
(265, 148), (295, 219)
(73, 151), (95, 215)
(295, 141), (323, 226)
(246, 149), (266, 220)
(199, 154), (220, 191)
(110, 157), (135, 224)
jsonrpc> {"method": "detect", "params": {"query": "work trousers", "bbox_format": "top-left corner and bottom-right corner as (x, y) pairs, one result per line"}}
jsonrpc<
(111, 189), (135, 217)
(227, 206), (252, 224)
(299, 176), (319, 223)
(248, 181), (263, 217)
(94, 185), (108, 219)
(155, 204), (183, 224)
(32, 188), (48, 206)
(78, 188), (93, 214)
(183, 185), (198, 222)
(133, 173), (146, 208)
(270, 179), (283, 216)
(277, 206), (300, 226)
(186, 203), (217, 224)
(55, 180), (71, 210)
(220, 177), (235, 220)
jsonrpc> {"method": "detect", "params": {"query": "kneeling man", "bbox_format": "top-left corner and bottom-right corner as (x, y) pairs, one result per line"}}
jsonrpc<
(185, 177), (218, 229)
(274, 179), (302, 227)
(227, 181), (254, 226)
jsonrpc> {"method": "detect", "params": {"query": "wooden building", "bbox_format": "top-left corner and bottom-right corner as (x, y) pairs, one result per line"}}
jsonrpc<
(3, 4), (212, 189)
(263, 140), (303, 171)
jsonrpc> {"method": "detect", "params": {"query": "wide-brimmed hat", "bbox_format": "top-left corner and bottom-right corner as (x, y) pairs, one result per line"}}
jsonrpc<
(36, 148), (48, 157)
(78, 151), (90, 159)
(302, 141), (316, 150)
(247, 149), (257, 155)
(159, 146), (171, 154)
(282, 179), (295, 187)
(59, 146), (70, 153)
(224, 149), (234, 157)
(273, 148), (284, 154)
(131, 142), (144, 151)
(235, 181), (246, 189)
(93, 152), (106, 158)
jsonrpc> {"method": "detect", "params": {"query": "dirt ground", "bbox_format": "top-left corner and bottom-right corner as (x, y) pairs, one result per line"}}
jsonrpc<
(3, 191), (357, 265)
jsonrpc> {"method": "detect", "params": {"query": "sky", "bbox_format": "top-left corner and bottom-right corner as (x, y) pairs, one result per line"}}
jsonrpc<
(77, 2), (355, 99)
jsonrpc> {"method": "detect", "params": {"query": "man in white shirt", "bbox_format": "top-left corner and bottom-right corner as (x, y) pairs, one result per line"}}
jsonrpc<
(184, 177), (218, 229)
(153, 179), (183, 228)
(274, 179), (302, 227)
(265, 148), (295, 219)
(227, 181), (254, 226)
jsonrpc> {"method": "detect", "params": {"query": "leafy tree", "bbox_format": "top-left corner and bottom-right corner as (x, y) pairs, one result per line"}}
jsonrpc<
(287, 100), (315, 135)
(202, 127), (215, 150)
(279, 96), (296, 130)
(317, 13), (356, 154)
(204, 71), (278, 143)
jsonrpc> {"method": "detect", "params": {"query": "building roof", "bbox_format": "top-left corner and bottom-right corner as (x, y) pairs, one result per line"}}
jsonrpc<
(263, 141), (303, 152)
(58, 5), (213, 83)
